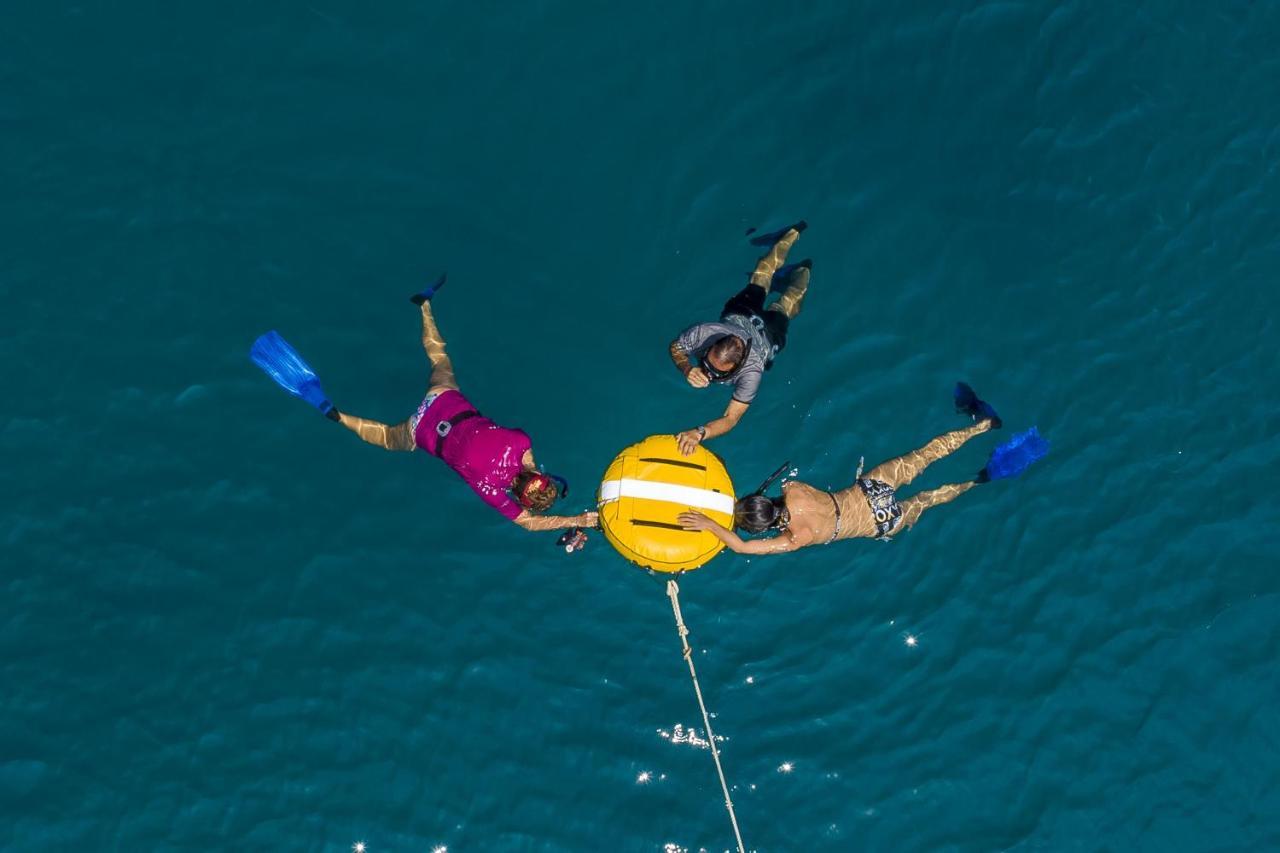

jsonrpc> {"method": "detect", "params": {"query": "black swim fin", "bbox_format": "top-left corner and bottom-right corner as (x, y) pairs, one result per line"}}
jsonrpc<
(409, 273), (447, 306)
(748, 220), (807, 246)
(954, 382), (1002, 429)
(770, 258), (812, 293)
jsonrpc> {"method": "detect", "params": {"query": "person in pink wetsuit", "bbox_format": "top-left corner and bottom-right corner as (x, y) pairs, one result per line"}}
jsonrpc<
(327, 277), (596, 532)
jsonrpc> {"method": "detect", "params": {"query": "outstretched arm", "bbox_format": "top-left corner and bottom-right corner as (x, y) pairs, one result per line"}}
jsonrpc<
(677, 399), (749, 455)
(677, 511), (802, 555)
(670, 339), (710, 388)
(514, 510), (598, 532)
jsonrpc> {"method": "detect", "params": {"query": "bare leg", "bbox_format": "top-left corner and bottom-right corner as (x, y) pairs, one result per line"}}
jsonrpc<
(865, 421), (991, 488)
(748, 228), (801, 291)
(337, 413), (416, 451)
(332, 300), (460, 452)
(419, 301), (459, 394)
(897, 481), (977, 530)
(768, 265), (809, 319)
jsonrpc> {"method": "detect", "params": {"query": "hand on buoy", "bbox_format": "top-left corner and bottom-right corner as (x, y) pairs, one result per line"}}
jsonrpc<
(676, 430), (703, 456)
(678, 511), (715, 531)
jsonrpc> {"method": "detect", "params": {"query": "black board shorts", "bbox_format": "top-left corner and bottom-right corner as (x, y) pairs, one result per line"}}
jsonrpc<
(720, 285), (789, 353)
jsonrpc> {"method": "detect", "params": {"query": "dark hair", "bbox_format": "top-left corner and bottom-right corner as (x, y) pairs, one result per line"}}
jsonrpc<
(734, 494), (783, 533)
(709, 335), (746, 368)
(512, 471), (560, 512)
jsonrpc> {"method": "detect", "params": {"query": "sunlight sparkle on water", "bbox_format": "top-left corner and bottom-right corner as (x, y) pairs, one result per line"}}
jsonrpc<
(657, 723), (723, 749)
(637, 771), (652, 784)
(352, 844), (366, 853)
(778, 762), (794, 773)
(905, 634), (918, 647)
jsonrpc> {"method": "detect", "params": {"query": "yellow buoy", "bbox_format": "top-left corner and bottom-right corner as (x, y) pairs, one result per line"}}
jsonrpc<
(596, 434), (736, 573)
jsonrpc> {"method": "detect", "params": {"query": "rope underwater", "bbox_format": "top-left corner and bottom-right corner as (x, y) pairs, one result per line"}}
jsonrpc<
(665, 579), (746, 853)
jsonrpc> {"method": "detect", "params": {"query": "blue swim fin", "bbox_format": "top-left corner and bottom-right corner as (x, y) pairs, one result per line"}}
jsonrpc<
(249, 330), (336, 418)
(748, 220), (807, 246)
(977, 427), (1049, 482)
(409, 273), (447, 306)
(954, 382), (1002, 429)
(770, 258), (812, 293)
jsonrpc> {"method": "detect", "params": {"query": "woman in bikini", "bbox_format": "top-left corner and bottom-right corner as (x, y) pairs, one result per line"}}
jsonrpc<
(677, 384), (1002, 554)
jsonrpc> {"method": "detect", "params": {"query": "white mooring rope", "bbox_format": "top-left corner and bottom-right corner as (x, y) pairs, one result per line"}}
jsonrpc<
(665, 579), (746, 853)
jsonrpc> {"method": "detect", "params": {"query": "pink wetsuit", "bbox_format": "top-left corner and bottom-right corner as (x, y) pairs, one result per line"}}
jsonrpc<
(412, 389), (529, 520)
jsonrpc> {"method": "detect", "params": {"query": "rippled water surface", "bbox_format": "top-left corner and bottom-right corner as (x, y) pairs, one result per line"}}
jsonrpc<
(4, 2), (1279, 850)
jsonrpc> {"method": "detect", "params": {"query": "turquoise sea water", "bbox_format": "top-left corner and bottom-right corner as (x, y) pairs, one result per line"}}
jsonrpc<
(4, 2), (1279, 850)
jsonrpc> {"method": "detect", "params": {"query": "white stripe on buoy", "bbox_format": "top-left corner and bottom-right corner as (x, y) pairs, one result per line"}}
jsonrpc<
(599, 478), (735, 515)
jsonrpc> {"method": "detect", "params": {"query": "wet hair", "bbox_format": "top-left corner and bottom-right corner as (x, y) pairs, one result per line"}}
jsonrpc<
(734, 494), (784, 533)
(512, 471), (560, 512)
(708, 335), (746, 369)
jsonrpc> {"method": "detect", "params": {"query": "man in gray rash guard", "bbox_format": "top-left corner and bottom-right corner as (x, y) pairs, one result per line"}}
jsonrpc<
(667, 223), (810, 456)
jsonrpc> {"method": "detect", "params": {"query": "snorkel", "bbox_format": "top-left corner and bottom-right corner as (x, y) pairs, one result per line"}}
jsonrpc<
(549, 474), (569, 499)
(733, 461), (791, 532)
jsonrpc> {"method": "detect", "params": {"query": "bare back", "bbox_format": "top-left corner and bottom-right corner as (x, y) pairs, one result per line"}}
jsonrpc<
(778, 479), (877, 545)
(779, 481), (838, 546)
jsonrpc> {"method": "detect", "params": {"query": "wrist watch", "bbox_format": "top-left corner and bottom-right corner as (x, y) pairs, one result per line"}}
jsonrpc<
(696, 426), (707, 439)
